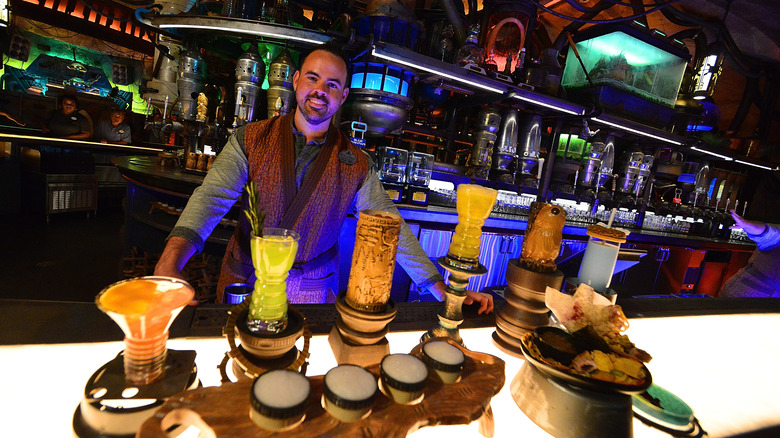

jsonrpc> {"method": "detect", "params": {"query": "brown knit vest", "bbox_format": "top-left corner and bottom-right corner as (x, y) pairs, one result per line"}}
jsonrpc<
(218, 113), (368, 289)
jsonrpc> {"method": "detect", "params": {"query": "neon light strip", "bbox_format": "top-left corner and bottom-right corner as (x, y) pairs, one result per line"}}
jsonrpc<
(691, 146), (733, 161)
(591, 117), (682, 145)
(158, 24), (327, 45)
(734, 159), (775, 170)
(0, 134), (163, 153)
(511, 94), (583, 115)
(371, 48), (506, 94)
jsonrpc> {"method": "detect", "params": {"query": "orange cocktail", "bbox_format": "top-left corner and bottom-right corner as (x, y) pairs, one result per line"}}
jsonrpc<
(447, 184), (498, 264)
(96, 276), (194, 385)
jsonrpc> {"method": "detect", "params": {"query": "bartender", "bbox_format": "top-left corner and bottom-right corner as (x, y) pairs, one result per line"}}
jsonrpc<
(41, 95), (91, 140)
(154, 43), (494, 314)
(93, 108), (131, 144)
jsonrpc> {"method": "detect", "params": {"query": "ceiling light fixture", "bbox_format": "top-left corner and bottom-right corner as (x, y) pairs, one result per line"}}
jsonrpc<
(371, 45), (507, 94)
(691, 146), (733, 161)
(734, 159), (775, 171)
(591, 117), (683, 145)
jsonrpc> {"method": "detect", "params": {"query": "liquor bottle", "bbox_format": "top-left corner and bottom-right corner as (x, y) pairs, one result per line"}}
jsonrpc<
(454, 24), (484, 68)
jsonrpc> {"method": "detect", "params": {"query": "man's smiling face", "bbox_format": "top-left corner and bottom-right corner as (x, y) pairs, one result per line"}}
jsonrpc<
(292, 49), (349, 127)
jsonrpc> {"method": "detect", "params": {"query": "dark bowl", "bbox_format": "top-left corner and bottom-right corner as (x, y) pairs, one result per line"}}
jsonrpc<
(532, 326), (581, 366)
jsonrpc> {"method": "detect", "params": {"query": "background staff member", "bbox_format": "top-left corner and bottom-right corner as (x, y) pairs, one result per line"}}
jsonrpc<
(41, 95), (91, 140)
(154, 43), (493, 314)
(93, 108), (131, 144)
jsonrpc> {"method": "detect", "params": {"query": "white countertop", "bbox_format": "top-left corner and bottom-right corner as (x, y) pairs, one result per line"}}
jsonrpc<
(2, 313), (779, 437)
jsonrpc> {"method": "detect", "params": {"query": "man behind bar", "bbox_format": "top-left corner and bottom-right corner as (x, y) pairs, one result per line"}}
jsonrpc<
(154, 43), (493, 313)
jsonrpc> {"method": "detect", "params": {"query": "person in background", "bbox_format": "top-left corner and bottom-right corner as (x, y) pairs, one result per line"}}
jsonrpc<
(41, 95), (91, 140)
(93, 108), (132, 144)
(153, 43), (493, 314)
(719, 210), (780, 298)
(144, 110), (166, 144)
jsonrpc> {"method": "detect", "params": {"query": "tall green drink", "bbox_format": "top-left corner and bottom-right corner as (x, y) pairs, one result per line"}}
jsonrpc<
(248, 228), (300, 333)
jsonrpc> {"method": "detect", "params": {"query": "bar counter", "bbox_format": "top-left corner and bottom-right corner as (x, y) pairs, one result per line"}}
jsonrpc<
(2, 298), (779, 437)
(112, 155), (754, 251)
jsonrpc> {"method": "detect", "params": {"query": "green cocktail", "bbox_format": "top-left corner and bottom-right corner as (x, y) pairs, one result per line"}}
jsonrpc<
(248, 228), (300, 333)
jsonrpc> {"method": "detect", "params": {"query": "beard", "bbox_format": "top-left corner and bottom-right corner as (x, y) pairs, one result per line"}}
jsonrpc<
(297, 92), (333, 125)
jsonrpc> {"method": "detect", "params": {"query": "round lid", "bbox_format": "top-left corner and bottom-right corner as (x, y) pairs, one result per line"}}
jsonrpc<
(422, 341), (465, 373)
(250, 370), (310, 419)
(586, 224), (627, 243)
(380, 354), (428, 392)
(324, 365), (377, 410)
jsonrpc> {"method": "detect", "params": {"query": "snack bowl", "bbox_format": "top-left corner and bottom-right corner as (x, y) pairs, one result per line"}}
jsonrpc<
(532, 326), (580, 365)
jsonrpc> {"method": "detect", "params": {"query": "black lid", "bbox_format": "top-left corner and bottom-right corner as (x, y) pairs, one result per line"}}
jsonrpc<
(380, 354), (428, 393)
(250, 370), (311, 419)
(324, 365), (378, 410)
(421, 341), (465, 373)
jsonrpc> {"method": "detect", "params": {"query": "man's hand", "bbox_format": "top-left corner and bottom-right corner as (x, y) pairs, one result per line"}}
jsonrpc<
(464, 290), (494, 315)
(429, 281), (494, 315)
(730, 210), (767, 235)
(154, 236), (198, 305)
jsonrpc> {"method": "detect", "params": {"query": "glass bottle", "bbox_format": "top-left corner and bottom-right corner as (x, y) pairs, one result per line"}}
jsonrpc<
(454, 24), (484, 68)
(483, 49), (498, 73)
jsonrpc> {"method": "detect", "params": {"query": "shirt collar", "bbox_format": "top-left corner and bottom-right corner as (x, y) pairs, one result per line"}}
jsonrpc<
(291, 117), (327, 146)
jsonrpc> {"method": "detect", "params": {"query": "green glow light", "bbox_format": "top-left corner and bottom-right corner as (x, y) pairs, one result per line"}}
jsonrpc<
(582, 32), (679, 66)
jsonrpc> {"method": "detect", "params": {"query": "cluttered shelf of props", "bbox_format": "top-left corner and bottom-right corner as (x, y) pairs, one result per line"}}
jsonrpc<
(137, 341), (505, 438)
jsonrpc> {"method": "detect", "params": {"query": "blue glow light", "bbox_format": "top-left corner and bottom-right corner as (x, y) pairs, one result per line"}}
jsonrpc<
(677, 173), (696, 184)
(351, 72), (410, 96)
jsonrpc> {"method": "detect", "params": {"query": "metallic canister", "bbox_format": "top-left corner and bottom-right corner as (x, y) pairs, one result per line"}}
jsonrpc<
(495, 108), (519, 154)
(346, 210), (402, 313)
(223, 283), (252, 305)
(579, 141), (604, 188)
(177, 48), (206, 121)
(597, 136), (615, 189)
(616, 151), (644, 193)
(266, 48), (297, 118)
(475, 106), (502, 133)
(234, 47), (265, 126)
(517, 114), (542, 176)
(470, 131), (496, 167)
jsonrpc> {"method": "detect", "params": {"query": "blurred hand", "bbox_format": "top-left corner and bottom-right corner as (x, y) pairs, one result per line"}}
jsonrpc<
(429, 281), (494, 314)
(730, 210), (767, 235)
(464, 290), (494, 315)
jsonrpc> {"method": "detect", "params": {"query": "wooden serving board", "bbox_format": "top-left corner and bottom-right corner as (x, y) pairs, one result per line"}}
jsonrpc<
(138, 339), (505, 437)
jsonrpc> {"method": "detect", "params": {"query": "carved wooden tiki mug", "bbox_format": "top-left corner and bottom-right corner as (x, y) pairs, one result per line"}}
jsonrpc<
(346, 210), (402, 312)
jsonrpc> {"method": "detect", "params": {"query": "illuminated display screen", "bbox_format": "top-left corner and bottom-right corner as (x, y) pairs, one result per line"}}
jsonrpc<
(350, 63), (413, 97)
(351, 73), (409, 96)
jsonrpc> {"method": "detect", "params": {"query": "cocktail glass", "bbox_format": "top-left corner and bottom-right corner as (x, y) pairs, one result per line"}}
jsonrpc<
(447, 184), (499, 268)
(248, 228), (300, 334)
(96, 276), (195, 385)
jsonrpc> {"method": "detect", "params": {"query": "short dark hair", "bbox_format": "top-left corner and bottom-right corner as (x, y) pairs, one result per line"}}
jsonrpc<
(300, 41), (352, 88)
(59, 94), (79, 108)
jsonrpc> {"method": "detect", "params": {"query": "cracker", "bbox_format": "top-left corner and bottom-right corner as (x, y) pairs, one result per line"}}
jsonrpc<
(587, 224), (627, 243)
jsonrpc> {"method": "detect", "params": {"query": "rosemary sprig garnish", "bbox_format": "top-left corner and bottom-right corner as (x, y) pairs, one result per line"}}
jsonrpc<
(244, 181), (266, 237)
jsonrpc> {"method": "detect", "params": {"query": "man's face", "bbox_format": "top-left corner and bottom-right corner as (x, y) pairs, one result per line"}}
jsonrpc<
(292, 50), (349, 126)
(110, 111), (125, 126)
(60, 99), (77, 116)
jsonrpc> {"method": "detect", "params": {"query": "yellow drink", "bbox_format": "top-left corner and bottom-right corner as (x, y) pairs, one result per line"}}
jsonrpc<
(248, 229), (300, 329)
(96, 276), (194, 384)
(447, 184), (498, 263)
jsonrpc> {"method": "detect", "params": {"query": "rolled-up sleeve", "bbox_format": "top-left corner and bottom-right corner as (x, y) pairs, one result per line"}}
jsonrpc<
(352, 166), (443, 294)
(168, 130), (248, 253)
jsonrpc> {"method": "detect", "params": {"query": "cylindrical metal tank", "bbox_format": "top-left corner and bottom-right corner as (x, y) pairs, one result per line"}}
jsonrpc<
(266, 48), (297, 118)
(177, 48), (206, 121)
(233, 47), (265, 126)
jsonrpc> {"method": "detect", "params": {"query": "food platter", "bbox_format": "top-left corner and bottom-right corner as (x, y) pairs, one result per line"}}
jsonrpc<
(519, 330), (652, 395)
